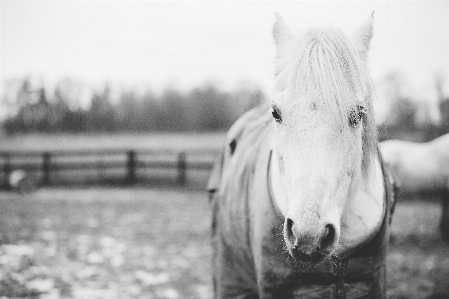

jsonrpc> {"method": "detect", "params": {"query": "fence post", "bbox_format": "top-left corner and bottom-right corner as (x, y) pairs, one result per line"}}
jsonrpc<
(127, 150), (136, 184)
(440, 180), (449, 242)
(97, 159), (105, 183)
(3, 154), (11, 188)
(177, 152), (187, 185)
(42, 152), (51, 185)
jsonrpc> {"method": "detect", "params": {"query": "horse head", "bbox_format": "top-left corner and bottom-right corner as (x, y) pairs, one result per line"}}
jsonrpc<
(270, 13), (378, 262)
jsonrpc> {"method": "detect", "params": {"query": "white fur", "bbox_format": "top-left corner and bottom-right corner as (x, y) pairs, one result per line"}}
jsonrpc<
(351, 11), (374, 61)
(380, 133), (449, 194)
(271, 13), (384, 255)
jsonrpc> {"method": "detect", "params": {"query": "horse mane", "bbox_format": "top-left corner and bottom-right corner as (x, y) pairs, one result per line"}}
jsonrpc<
(275, 25), (378, 180)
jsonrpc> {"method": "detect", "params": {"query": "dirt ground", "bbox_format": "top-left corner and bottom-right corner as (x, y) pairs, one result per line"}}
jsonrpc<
(0, 188), (448, 299)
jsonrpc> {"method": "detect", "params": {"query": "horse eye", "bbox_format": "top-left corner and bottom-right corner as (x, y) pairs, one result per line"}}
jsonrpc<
(349, 105), (365, 127)
(271, 106), (282, 123)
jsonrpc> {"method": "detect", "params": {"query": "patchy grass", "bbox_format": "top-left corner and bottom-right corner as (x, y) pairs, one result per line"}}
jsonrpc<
(388, 199), (449, 299)
(0, 188), (213, 299)
(0, 188), (448, 298)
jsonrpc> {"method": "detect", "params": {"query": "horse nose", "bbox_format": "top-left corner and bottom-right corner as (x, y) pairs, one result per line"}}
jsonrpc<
(284, 218), (336, 254)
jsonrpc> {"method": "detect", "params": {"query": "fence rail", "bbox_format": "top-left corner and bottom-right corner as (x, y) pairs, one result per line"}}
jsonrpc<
(0, 149), (219, 188)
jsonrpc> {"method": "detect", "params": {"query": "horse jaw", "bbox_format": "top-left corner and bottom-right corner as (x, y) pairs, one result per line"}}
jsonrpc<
(270, 147), (288, 215)
(338, 155), (385, 253)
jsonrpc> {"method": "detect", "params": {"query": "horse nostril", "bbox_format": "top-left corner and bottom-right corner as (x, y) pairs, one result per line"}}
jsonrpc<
(284, 218), (296, 244)
(320, 224), (336, 251)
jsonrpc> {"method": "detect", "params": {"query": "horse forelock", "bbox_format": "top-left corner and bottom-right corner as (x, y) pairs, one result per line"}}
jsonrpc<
(274, 25), (378, 181)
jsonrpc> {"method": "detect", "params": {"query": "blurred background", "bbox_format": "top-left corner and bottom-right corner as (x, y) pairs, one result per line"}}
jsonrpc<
(0, 1), (448, 299)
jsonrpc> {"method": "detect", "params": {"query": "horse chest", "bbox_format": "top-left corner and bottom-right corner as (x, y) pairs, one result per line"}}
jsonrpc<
(251, 185), (389, 299)
(213, 149), (390, 299)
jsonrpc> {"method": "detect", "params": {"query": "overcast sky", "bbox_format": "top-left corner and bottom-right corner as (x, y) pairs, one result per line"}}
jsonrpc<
(1, 1), (449, 98)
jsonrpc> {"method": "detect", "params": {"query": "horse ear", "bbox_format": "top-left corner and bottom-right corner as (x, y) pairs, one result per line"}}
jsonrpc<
(273, 12), (293, 53)
(351, 11), (374, 61)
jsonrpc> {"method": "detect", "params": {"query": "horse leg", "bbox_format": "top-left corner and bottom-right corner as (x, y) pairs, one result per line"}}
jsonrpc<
(212, 204), (259, 298)
(439, 186), (449, 242)
(212, 238), (259, 299)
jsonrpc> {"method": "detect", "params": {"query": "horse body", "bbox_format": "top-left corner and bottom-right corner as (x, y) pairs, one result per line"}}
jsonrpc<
(380, 134), (449, 195)
(209, 13), (397, 298)
(209, 106), (395, 298)
(379, 134), (449, 241)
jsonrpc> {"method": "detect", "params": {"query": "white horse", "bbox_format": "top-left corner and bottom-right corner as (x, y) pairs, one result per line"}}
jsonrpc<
(209, 13), (395, 298)
(380, 134), (449, 195)
(380, 134), (449, 240)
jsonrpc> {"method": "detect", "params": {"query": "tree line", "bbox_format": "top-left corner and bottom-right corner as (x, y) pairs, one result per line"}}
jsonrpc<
(1, 74), (449, 142)
(378, 72), (449, 141)
(1, 78), (265, 134)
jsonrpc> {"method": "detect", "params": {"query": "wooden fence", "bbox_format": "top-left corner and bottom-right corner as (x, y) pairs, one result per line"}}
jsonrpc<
(0, 149), (219, 188)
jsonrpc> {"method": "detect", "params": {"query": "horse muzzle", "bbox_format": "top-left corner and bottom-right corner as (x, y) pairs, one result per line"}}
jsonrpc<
(283, 217), (337, 262)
